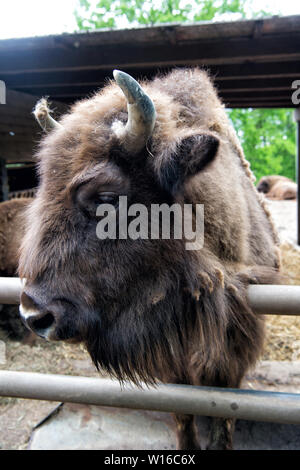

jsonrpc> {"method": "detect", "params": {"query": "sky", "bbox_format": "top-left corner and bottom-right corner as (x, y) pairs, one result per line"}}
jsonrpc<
(0, 0), (299, 40)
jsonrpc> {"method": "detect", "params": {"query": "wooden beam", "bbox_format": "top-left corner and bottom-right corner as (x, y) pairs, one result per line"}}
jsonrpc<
(1, 35), (300, 75)
(212, 61), (300, 81)
(11, 77), (296, 99)
(0, 158), (8, 201)
(217, 77), (294, 92)
(2, 62), (300, 92)
(226, 103), (293, 108)
(220, 90), (292, 100)
(1, 15), (300, 52)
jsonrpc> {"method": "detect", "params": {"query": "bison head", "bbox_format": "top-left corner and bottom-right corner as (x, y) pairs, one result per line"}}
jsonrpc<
(256, 177), (270, 194)
(19, 70), (219, 383)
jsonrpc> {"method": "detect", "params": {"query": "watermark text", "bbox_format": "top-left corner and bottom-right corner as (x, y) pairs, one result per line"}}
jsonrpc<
(96, 196), (204, 251)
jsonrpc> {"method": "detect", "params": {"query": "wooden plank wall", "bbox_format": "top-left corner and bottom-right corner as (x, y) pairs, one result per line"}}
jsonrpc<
(0, 88), (68, 163)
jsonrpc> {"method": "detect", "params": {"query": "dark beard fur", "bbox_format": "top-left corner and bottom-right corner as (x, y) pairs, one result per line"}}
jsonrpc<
(84, 266), (279, 387)
(85, 286), (192, 385)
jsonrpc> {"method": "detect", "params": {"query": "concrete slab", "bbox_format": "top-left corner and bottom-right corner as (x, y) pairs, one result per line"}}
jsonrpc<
(28, 403), (300, 450)
(28, 361), (300, 450)
(29, 404), (177, 450)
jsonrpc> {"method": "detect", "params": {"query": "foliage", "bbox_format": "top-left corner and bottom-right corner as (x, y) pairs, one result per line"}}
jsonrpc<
(74, 0), (271, 30)
(228, 108), (296, 182)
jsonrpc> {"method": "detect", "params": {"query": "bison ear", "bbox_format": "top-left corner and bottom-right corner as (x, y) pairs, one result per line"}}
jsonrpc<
(159, 134), (219, 193)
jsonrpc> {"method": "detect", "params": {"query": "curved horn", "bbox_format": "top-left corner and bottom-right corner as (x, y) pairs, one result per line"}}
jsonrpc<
(33, 98), (62, 132)
(113, 70), (156, 152)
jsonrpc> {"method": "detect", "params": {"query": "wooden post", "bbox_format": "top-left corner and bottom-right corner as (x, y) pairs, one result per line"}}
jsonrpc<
(294, 108), (300, 245)
(0, 158), (8, 201)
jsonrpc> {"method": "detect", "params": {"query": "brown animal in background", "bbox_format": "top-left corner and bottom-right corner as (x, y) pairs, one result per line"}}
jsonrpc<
(0, 198), (36, 342)
(19, 69), (280, 450)
(257, 175), (297, 200)
(8, 188), (37, 200)
(0, 198), (31, 276)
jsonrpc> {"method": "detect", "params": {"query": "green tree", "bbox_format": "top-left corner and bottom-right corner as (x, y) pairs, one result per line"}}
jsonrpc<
(228, 108), (296, 182)
(74, 0), (271, 30)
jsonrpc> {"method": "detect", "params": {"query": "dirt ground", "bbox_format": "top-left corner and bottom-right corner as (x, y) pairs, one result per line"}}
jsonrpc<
(0, 199), (299, 450)
(0, 339), (98, 450)
(262, 200), (300, 362)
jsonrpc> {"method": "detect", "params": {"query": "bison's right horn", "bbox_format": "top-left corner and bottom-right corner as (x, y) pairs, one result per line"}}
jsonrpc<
(33, 98), (62, 132)
(113, 70), (156, 153)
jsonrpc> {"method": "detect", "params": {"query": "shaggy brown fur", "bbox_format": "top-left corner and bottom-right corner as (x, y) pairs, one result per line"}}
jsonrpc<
(0, 198), (31, 276)
(257, 175), (297, 200)
(19, 68), (280, 450)
(0, 198), (36, 341)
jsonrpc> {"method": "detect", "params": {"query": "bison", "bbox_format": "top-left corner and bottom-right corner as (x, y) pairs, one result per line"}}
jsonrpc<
(0, 198), (31, 276)
(19, 69), (280, 450)
(0, 198), (35, 341)
(257, 175), (297, 200)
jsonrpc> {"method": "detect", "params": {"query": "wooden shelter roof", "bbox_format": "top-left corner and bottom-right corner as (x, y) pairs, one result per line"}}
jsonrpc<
(1, 15), (300, 108)
(0, 15), (299, 163)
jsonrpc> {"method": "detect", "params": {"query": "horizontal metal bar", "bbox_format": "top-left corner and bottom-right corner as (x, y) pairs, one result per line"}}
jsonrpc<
(1, 278), (300, 316)
(0, 371), (299, 424)
(0, 277), (22, 304)
(247, 284), (300, 315)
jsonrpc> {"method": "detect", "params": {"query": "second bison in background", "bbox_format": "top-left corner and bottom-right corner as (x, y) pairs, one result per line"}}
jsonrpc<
(257, 175), (297, 200)
(0, 198), (35, 341)
(0, 198), (31, 276)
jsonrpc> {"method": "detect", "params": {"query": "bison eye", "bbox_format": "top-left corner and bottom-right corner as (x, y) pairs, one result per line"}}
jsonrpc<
(76, 185), (119, 218)
(94, 192), (118, 205)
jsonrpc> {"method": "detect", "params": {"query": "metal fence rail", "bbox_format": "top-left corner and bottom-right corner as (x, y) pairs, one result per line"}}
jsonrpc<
(0, 371), (300, 425)
(1, 278), (300, 426)
(1, 277), (300, 315)
(0, 277), (22, 304)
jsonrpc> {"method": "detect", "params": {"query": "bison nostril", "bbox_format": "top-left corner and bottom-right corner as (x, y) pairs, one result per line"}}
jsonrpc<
(31, 313), (55, 335)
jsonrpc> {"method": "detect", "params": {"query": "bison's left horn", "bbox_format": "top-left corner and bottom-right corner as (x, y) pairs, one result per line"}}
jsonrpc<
(113, 70), (156, 152)
(33, 98), (62, 132)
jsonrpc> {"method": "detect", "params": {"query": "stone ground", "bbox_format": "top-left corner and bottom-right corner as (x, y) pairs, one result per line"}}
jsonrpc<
(262, 200), (300, 363)
(0, 199), (300, 450)
(27, 360), (300, 450)
(28, 402), (300, 450)
(266, 199), (297, 246)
